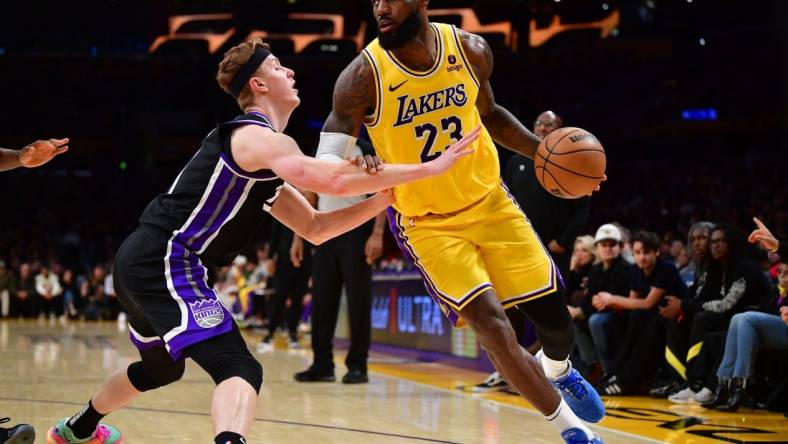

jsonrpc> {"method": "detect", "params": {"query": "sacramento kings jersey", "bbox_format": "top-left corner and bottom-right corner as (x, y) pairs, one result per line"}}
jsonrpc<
(139, 112), (283, 267)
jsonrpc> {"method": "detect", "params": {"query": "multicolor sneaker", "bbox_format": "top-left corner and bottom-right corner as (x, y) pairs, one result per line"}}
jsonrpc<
(561, 428), (603, 443)
(547, 360), (606, 423)
(46, 418), (123, 444)
(0, 417), (35, 444)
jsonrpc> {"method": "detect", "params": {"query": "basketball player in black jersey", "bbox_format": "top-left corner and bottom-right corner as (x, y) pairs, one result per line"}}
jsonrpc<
(46, 39), (479, 444)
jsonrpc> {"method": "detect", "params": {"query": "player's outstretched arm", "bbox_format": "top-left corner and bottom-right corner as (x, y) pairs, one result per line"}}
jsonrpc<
(458, 30), (541, 160)
(0, 138), (69, 171)
(232, 124), (480, 197)
(268, 182), (393, 245)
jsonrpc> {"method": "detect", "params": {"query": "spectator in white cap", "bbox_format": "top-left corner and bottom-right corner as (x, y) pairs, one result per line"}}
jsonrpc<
(569, 223), (637, 380)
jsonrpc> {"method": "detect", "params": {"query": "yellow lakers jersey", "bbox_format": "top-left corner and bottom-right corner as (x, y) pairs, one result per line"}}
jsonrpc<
(362, 23), (500, 217)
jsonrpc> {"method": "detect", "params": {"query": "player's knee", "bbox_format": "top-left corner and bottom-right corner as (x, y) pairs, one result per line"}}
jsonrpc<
(157, 359), (186, 385)
(474, 315), (515, 353)
(127, 358), (185, 392)
(238, 356), (264, 394)
(187, 325), (264, 393)
(538, 314), (572, 341)
(210, 351), (263, 394)
(194, 346), (263, 394)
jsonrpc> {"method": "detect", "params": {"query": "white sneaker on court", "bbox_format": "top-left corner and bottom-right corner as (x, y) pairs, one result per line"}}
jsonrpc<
(668, 387), (698, 404)
(693, 387), (714, 404)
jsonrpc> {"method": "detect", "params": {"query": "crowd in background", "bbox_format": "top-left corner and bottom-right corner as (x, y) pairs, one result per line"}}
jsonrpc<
(3, 198), (786, 410)
(563, 219), (787, 413)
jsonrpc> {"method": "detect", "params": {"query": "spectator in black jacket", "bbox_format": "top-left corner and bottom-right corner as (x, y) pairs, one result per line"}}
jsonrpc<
(568, 224), (635, 377)
(594, 231), (687, 395)
(666, 224), (770, 404)
(650, 221), (715, 397)
(676, 222), (716, 288)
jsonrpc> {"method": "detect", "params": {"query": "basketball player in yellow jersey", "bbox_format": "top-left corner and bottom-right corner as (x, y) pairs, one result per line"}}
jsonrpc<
(317, 1), (605, 443)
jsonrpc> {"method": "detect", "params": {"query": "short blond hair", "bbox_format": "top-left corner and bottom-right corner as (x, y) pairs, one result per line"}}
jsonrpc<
(216, 38), (271, 108)
(575, 235), (599, 264)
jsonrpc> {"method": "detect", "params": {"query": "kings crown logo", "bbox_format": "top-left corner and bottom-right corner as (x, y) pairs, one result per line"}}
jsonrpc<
(189, 298), (225, 328)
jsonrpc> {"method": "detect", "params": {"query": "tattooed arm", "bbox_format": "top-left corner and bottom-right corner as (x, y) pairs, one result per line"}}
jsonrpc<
(459, 30), (541, 160)
(323, 54), (377, 136)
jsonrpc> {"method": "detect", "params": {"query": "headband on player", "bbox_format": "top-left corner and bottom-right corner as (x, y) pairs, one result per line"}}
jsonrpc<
(228, 46), (271, 99)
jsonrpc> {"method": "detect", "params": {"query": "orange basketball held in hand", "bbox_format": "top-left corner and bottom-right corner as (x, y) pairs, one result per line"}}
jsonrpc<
(534, 127), (606, 199)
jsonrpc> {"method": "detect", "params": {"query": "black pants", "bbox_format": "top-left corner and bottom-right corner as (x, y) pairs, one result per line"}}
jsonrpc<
(666, 310), (730, 383)
(12, 295), (37, 318)
(39, 295), (63, 317)
(688, 331), (726, 391)
(613, 311), (667, 392)
(310, 222), (372, 373)
(267, 258), (310, 340)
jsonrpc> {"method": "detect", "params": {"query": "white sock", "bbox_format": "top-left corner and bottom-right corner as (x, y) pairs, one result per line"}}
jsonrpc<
(538, 349), (570, 380)
(546, 398), (594, 440)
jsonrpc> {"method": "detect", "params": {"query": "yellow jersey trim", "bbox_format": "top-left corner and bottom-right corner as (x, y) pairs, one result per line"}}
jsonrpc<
(450, 25), (480, 88)
(361, 49), (383, 128)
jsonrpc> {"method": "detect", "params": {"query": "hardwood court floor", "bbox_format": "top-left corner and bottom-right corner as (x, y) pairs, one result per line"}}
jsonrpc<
(1, 320), (785, 443)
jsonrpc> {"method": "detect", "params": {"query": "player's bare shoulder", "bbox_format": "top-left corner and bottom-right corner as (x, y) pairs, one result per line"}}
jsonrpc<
(455, 29), (493, 82)
(327, 54), (377, 132)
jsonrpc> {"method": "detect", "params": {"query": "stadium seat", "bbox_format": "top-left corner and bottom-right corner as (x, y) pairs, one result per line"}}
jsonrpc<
(150, 39), (210, 57)
(529, 9), (619, 47)
(149, 14), (236, 55)
(428, 8), (516, 51)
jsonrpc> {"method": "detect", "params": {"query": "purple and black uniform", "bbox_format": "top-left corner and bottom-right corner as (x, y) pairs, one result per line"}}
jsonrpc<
(114, 112), (282, 360)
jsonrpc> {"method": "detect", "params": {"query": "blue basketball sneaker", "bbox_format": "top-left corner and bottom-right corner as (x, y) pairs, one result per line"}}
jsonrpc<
(561, 428), (603, 443)
(539, 352), (605, 423)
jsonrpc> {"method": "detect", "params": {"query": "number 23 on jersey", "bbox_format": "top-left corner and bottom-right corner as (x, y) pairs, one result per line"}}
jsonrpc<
(415, 116), (463, 162)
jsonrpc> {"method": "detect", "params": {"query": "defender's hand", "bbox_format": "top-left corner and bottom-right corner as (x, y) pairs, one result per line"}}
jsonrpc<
(377, 188), (395, 205)
(426, 125), (481, 175)
(20, 138), (69, 168)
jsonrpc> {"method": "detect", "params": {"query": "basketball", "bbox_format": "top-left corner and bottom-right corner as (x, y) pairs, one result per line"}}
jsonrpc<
(534, 127), (606, 199)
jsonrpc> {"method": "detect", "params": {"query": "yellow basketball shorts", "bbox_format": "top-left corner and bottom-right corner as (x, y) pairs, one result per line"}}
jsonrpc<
(386, 181), (561, 327)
